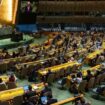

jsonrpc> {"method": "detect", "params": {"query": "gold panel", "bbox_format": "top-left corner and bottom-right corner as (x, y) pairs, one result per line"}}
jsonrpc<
(0, 0), (18, 24)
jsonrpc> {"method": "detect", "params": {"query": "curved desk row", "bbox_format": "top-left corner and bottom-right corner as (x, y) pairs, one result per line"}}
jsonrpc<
(67, 64), (102, 81)
(0, 54), (36, 71)
(16, 48), (86, 71)
(38, 61), (81, 76)
(85, 41), (105, 64)
(0, 82), (44, 101)
(51, 94), (83, 105)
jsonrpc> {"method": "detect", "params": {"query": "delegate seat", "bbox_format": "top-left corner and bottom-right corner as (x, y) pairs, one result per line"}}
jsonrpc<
(0, 84), (7, 91)
(95, 74), (102, 86)
(88, 77), (95, 90)
(12, 96), (23, 105)
(47, 74), (55, 84)
(0, 101), (10, 105)
(78, 80), (87, 93)
(7, 82), (17, 89)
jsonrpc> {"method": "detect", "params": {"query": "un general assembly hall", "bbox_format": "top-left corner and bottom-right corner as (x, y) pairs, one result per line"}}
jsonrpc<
(0, 0), (105, 105)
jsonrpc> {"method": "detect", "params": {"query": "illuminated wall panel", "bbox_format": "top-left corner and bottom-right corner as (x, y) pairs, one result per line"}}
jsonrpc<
(0, 0), (18, 24)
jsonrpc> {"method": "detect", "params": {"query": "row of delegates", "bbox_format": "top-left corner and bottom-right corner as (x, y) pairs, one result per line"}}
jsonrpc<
(22, 83), (57, 105)
(69, 72), (83, 95)
(69, 68), (105, 94)
(0, 74), (17, 90)
(0, 74), (16, 84)
(70, 70), (93, 93)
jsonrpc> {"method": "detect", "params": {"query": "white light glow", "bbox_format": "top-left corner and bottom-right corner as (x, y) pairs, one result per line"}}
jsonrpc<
(8, 0), (12, 21)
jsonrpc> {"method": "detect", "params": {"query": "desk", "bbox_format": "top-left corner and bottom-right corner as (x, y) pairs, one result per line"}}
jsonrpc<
(56, 40), (63, 46)
(85, 49), (104, 64)
(31, 48), (40, 53)
(38, 61), (81, 76)
(15, 57), (55, 70)
(0, 82), (44, 101)
(4, 54), (36, 62)
(67, 65), (102, 80)
(87, 49), (103, 59)
(0, 54), (36, 71)
(15, 47), (86, 70)
(0, 75), (9, 83)
(85, 40), (105, 64)
(66, 48), (87, 57)
(0, 87), (24, 101)
(51, 94), (83, 105)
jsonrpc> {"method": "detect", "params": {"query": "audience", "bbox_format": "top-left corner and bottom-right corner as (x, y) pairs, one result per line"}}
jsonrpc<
(0, 30), (105, 105)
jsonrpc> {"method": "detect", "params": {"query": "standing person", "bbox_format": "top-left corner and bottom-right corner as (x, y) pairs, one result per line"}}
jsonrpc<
(25, 1), (32, 14)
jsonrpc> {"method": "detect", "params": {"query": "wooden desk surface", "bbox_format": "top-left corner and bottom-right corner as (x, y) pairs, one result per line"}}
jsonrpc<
(1, 54), (36, 63)
(67, 64), (102, 80)
(86, 41), (105, 60)
(0, 82), (44, 101)
(0, 87), (24, 101)
(15, 47), (85, 70)
(38, 61), (80, 76)
(51, 94), (83, 105)
(15, 57), (55, 70)
(67, 48), (87, 57)
(87, 49), (103, 60)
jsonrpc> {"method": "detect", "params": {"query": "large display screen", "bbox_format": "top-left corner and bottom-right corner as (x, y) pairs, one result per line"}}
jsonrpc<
(18, 0), (38, 24)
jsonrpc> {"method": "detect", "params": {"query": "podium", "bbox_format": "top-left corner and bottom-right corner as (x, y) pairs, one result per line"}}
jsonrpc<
(11, 32), (23, 42)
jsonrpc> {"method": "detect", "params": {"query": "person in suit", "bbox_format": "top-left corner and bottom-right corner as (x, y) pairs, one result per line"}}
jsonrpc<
(84, 70), (93, 82)
(47, 97), (57, 105)
(41, 83), (52, 98)
(24, 85), (36, 100)
(46, 69), (52, 81)
(25, 1), (32, 14)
